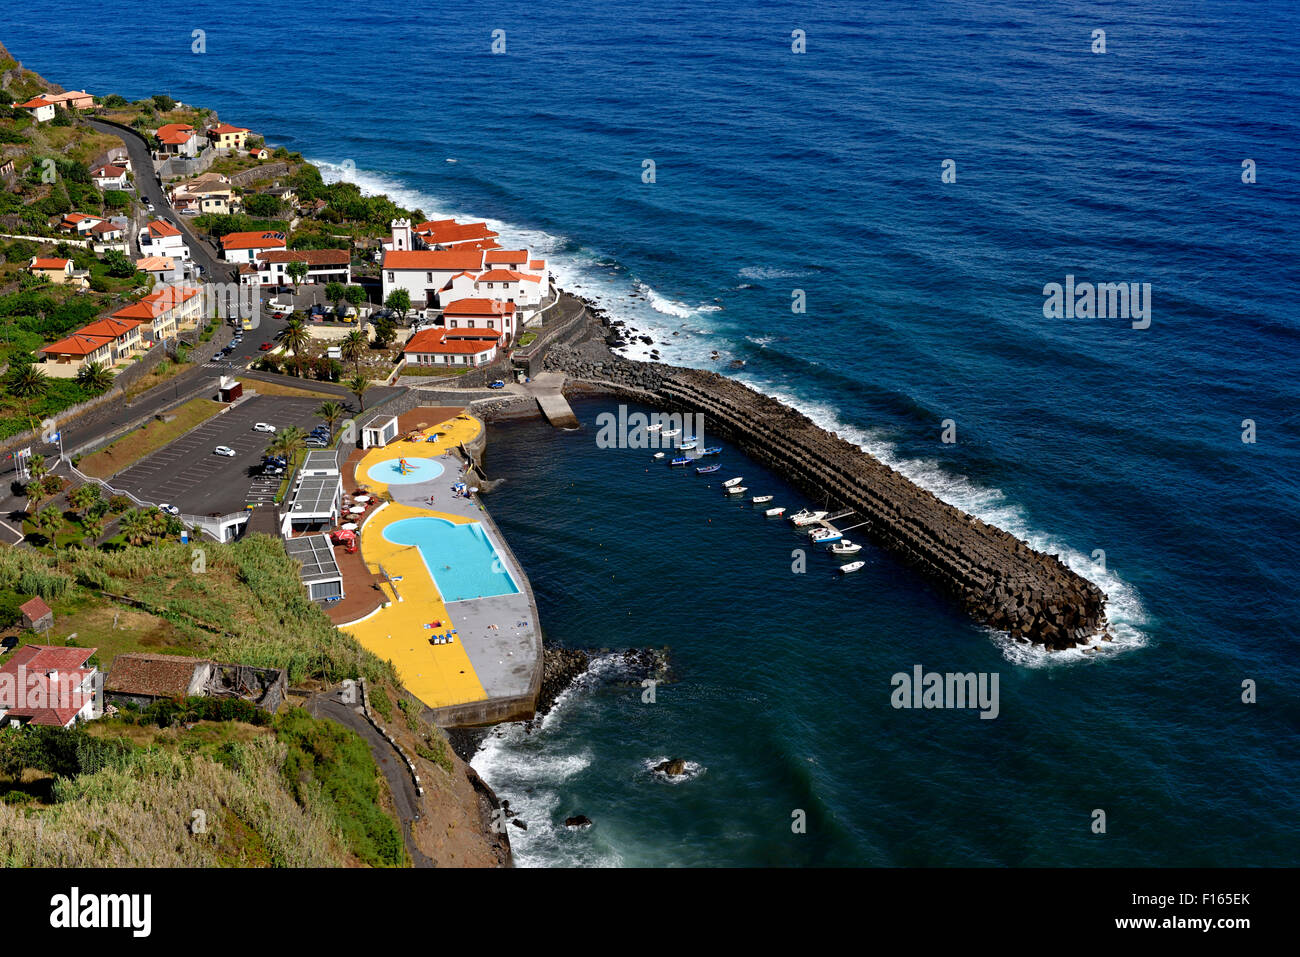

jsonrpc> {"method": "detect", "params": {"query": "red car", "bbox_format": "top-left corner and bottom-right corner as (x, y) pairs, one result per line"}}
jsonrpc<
(259, 342), (273, 351)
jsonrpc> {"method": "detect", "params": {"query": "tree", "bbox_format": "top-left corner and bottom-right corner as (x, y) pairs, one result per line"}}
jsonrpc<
(118, 508), (150, 546)
(274, 318), (310, 374)
(103, 93), (128, 109)
(343, 285), (365, 319)
(315, 401), (345, 440)
(346, 372), (371, 412)
(242, 193), (285, 219)
(384, 288), (411, 323)
(324, 281), (345, 316)
(76, 361), (114, 393)
(34, 505), (64, 548)
(101, 248), (135, 278)
(267, 426), (307, 461)
(371, 314), (396, 348)
(68, 483), (102, 514)
(8, 363), (50, 433)
(81, 515), (105, 546)
(151, 94), (176, 112)
(340, 329), (367, 371)
(286, 260), (309, 292)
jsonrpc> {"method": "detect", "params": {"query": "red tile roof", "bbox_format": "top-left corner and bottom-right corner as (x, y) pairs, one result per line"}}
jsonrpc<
(256, 248), (350, 265)
(79, 316), (143, 339)
(0, 646), (97, 726)
(18, 95), (54, 110)
(414, 220), (499, 245)
(155, 123), (195, 145)
(222, 230), (286, 250)
(112, 287), (201, 321)
(148, 219), (181, 238)
(443, 297), (515, 316)
(41, 332), (114, 357)
(19, 598), (52, 620)
(207, 123), (249, 135)
(30, 258), (70, 270)
(403, 327), (501, 356)
(383, 249), (484, 271)
(92, 164), (127, 177)
(105, 653), (210, 697)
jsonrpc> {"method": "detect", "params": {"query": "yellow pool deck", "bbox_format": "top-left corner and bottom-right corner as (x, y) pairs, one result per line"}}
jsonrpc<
(341, 414), (493, 709)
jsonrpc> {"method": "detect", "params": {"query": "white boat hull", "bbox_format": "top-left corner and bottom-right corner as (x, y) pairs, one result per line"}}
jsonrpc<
(752, 495), (773, 504)
(725, 486), (747, 495)
(765, 507), (785, 516)
(839, 561), (865, 574)
(722, 477), (743, 488)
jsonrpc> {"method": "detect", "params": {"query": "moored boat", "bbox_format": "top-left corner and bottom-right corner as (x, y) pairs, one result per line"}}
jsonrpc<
(646, 423), (662, 432)
(678, 441), (698, 451)
(831, 539), (861, 555)
(696, 464), (721, 474)
(670, 456), (691, 466)
(725, 485), (747, 495)
(653, 452), (665, 459)
(698, 446), (722, 456)
(752, 494), (773, 504)
(764, 506), (786, 517)
(809, 527), (843, 543)
(722, 476), (744, 488)
(839, 560), (866, 574)
(662, 429), (680, 437)
(790, 509), (828, 526)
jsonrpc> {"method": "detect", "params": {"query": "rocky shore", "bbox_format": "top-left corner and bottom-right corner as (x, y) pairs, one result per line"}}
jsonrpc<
(535, 302), (1109, 650)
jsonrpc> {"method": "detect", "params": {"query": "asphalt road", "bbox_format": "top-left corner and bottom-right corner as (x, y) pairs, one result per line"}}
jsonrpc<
(105, 395), (328, 514)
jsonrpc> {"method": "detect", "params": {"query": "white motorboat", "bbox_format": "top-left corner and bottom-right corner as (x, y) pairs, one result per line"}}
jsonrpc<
(790, 509), (829, 527)
(831, 539), (862, 555)
(653, 452), (665, 459)
(725, 485), (747, 495)
(662, 429), (680, 437)
(752, 494), (773, 504)
(678, 441), (697, 451)
(809, 527), (842, 544)
(839, 561), (865, 574)
(764, 506), (786, 517)
(722, 476), (744, 488)
(646, 423), (662, 432)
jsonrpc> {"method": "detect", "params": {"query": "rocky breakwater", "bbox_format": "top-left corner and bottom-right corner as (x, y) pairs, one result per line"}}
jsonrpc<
(543, 345), (1108, 650)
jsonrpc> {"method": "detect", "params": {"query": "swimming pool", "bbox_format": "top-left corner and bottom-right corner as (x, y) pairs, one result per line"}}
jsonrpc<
(367, 456), (445, 486)
(384, 516), (519, 601)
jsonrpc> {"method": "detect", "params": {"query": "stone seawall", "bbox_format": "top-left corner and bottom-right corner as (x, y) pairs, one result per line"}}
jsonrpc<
(543, 344), (1109, 650)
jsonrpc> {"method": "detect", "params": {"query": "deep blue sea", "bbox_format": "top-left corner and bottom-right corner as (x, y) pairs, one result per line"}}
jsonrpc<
(7, 1), (1298, 866)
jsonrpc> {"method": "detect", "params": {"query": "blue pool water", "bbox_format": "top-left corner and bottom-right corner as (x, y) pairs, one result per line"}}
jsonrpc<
(384, 517), (519, 601)
(367, 457), (445, 486)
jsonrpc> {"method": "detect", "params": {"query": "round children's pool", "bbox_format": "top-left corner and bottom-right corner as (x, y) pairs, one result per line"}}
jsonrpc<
(367, 457), (446, 485)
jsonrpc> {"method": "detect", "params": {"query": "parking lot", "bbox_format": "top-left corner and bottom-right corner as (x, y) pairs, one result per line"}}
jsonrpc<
(109, 396), (333, 515)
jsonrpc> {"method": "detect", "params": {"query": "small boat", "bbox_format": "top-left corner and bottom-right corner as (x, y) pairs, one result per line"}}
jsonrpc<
(696, 464), (721, 474)
(752, 494), (773, 504)
(670, 456), (691, 466)
(764, 506), (786, 517)
(683, 435), (697, 442)
(810, 527), (842, 544)
(646, 423), (662, 432)
(790, 509), (828, 527)
(698, 446), (722, 456)
(831, 539), (862, 555)
(653, 452), (665, 459)
(839, 561), (866, 574)
(677, 441), (697, 451)
(722, 477), (744, 488)
(725, 485), (747, 495)
(662, 429), (680, 438)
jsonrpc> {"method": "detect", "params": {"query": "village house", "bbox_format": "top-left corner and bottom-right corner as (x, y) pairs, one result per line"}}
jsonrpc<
(90, 163), (128, 190)
(475, 267), (544, 312)
(138, 219), (190, 260)
(17, 95), (56, 122)
(0, 645), (99, 729)
(402, 326), (502, 368)
(443, 297), (517, 339)
(136, 255), (184, 284)
(255, 248), (351, 287)
(105, 652), (288, 712)
(88, 219), (125, 243)
(154, 122), (202, 158)
(19, 597), (53, 633)
(112, 285), (203, 342)
(77, 316), (145, 361)
(46, 90), (95, 111)
(206, 122), (251, 151)
(381, 246), (486, 310)
(28, 257), (87, 287)
(249, 146), (271, 160)
(58, 212), (105, 235)
(261, 184), (298, 210)
(170, 172), (238, 215)
(39, 331), (115, 370)
(221, 229), (287, 263)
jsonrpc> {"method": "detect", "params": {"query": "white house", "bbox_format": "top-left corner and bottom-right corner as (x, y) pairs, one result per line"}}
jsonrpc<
(255, 248), (352, 287)
(381, 247), (485, 310)
(0, 646), (99, 728)
(475, 268), (544, 309)
(442, 297), (517, 339)
(59, 212), (105, 235)
(136, 256), (185, 284)
(138, 219), (190, 261)
(17, 95), (56, 123)
(155, 123), (202, 158)
(221, 229), (287, 263)
(402, 326), (502, 368)
(90, 164), (128, 189)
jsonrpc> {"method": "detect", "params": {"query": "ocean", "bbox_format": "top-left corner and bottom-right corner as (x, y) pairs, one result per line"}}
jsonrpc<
(6, 0), (1297, 866)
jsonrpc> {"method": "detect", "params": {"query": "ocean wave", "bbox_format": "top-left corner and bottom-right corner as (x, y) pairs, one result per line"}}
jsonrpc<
(738, 265), (806, 281)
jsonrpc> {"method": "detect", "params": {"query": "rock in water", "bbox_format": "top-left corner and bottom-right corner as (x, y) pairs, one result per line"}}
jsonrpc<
(565, 815), (593, 829)
(655, 758), (688, 777)
(511, 819), (527, 830)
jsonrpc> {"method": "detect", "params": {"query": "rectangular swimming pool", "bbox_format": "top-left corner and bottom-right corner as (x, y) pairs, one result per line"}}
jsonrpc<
(383, 516), (520, 601)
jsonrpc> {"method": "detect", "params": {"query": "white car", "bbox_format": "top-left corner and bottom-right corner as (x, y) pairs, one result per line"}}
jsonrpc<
(253, 422), (276, 433)
(214, 445), (236, 457)
(158, 503), (180, 516)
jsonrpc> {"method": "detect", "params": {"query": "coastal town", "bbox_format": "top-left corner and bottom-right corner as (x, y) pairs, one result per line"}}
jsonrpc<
(0, 43), (1111, 870)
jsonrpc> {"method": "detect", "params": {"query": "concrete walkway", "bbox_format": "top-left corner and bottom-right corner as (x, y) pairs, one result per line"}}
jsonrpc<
(516, 372), (579, 428)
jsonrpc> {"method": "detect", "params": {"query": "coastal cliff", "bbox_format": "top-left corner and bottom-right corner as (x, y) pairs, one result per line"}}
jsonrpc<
(536, 307), (1109, 650)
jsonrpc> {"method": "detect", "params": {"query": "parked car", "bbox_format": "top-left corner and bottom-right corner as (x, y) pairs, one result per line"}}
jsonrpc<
(259, 342), (273, 351)
(214, 445), (236, 457)
(262, 462), (284, 476)
(305, 437), (327, 448)
(253, 422), (276, 433)
(157, 503), (180, 516)
(488, 380), (505, 389)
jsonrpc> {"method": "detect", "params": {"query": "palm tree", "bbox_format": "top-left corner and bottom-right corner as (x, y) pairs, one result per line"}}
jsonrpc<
(24, 454), (49, 511)
(8, 363), (49, 433)
(68, 483), (102, 514)
(119, 508), (151, 546)
(340, 329), (367, 371)
(267, 426), (307, 462)
(345, 372), (371, 412)
(315, 401), (345, 440)
(76, 361), (114, 393)
(81, 515), (105, 547)
(34, 504), (64, 548)
(275, 318), (311, 376)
